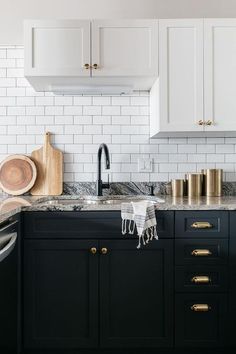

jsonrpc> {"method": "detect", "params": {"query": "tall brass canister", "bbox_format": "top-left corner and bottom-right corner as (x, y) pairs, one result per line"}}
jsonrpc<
(202, 169), (223, 197)
(187, 173), (203, 198)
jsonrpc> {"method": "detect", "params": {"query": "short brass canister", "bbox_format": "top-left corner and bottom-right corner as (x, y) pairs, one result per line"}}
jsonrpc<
(171, 179), (185, 197)
(187, 173), (203, 197)
(202, 169), (223, 197)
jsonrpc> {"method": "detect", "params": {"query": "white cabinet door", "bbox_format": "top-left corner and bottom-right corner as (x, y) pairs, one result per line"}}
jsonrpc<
(204, 19), (236, 132)
(158, 19), (204, 133)
(24, 20), (90, 77)
(91, 20), (158, 77)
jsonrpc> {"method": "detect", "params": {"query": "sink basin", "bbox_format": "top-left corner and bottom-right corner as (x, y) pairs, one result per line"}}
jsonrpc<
(36, 196), (164, 207)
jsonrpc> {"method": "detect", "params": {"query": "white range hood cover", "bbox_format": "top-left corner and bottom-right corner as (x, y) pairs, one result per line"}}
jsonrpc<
(50, 85), (134, 95)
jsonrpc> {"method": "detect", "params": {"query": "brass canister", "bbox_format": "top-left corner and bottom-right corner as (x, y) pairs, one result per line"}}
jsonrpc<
(171, 179), (185, 197)
(202, 169), (223, 197)
(187, 173), (203, 198)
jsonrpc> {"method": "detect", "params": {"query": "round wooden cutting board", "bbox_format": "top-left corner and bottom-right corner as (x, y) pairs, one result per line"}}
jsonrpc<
(0, 155), (37, 195)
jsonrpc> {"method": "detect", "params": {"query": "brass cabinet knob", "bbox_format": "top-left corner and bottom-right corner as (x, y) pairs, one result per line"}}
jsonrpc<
(191, 249), (212, 257)
(198, 120), (204, 125)
(101, 247), (108, 255)
(191, 221), (213, 229)
(191, 304), (211, 312)
(92, 63), (99, 69)
(84, 63), (90, 69)
(205, 120), (213, 126)
(191, 276), (211, 284)
(90, 247), (97, 254)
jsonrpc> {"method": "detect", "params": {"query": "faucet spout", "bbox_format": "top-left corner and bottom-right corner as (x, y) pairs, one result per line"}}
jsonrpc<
(96, 143), (111, 196)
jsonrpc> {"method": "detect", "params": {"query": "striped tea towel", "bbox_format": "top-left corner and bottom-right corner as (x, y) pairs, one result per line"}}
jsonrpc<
(121, 200), (158, 249)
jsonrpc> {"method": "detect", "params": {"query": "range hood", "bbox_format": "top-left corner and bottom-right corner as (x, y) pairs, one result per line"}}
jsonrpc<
(24, 19), (158, 94)
(51, 85), (133, 95)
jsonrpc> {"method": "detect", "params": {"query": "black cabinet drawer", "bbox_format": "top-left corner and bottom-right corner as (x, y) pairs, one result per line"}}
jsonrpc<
(175, 211), (228, 238)
(23, 211), (174, 239)
(175, 294), (227, 347)
(175, 239), (228, 265)
(175, 265), (228, 292)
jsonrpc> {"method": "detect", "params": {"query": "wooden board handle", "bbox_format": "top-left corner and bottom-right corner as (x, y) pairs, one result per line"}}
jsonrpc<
(45, 132), (51, 146)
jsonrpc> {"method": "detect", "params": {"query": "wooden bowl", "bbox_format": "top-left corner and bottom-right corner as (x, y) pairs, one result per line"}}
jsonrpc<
(0, 155), (37, 195)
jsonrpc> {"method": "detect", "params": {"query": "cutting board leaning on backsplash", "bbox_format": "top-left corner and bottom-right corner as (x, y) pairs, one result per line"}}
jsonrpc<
(30, 132), (63, 195)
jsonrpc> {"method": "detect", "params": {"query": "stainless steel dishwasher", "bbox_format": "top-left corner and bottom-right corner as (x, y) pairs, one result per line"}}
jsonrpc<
(0, 215), (20, 354)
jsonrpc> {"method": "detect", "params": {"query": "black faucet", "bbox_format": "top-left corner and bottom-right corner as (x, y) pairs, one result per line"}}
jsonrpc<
(96, 143), (110, 196)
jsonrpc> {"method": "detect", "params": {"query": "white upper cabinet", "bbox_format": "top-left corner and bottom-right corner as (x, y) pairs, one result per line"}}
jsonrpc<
(24, 20), (90, 77)
(204, 19), (236, 132)
(24, 19), (158, 93)
(152, 19), (204, 136)
(91, 20), (158, 77)
(151, 18), (236, 137)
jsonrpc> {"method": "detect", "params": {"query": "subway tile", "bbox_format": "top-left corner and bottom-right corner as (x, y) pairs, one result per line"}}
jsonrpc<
(93, 96), (111, 105)
(112, 96), (130, 105)
(36, 97), (54, 106)
(16, 97), (34, 106)
(83, 106), (101, 115)
(45, 106), (63, 115)
(64, 125), (83, 134)
(55, 96), (73, 105)
(73, 96), (92, 105)
(102, 106), (120, 115)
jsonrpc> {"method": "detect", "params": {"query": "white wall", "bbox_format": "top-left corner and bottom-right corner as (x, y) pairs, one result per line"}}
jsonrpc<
(1, 46), (236, 183)
(1, 0), (236, 44)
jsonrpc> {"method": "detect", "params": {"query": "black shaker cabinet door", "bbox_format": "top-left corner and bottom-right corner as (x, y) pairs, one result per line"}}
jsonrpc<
(23, 240), (99, 349)
(99, 239), (174, 348)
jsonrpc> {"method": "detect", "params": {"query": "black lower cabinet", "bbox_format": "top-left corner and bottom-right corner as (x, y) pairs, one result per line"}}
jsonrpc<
(23, 238), (174, 351)
(23, 240), (99, 349)
(99, 240), (174, 348)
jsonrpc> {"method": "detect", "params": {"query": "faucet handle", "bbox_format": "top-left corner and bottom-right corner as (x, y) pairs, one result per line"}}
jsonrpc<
(102, 174), (110, 190)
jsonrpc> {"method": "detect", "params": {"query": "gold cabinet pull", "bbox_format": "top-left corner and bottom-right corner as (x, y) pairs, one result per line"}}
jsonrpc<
(191, 249), (212, 257)
(191, 304), (211, 312)
(101, 247), (108, 255)
(198, 120), (204, 125)
(191, 276), (211, 284)
(92, 63), (99, 69)
(191, 221), (213, 229)
(90, 247), (97, 254)
(205, 120), (213, 126)
(84, 63), (90, 69)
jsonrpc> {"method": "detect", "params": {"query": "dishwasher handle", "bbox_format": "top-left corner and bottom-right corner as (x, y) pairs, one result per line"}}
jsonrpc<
(0, 233), (17, 263)
(0, 220), (18, 234)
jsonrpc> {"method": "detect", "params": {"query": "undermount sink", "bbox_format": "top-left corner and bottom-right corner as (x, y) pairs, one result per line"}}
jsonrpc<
(36, 196), (164, 206)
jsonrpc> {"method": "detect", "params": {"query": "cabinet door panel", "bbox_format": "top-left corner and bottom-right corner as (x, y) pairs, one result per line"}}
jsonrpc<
(175, 294), (227, 347)
(204, 19), (236, 131)
(159, 19), (203, 132)
(24, 20), (90, 76)
(24, 240), (98, 349)
(100, 240), (174, 347)
(92, 20), (158, 77)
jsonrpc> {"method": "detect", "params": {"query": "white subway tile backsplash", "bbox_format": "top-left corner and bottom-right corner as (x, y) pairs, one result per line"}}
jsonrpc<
(0, 46), (236, 182)
(83, 106), (101, 115)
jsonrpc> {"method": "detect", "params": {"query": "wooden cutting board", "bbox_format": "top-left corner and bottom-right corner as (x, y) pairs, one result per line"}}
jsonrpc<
(30, 132), (63, 195)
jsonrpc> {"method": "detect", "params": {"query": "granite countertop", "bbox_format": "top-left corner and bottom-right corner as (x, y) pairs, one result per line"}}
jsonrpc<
(2, 194), (236, 225)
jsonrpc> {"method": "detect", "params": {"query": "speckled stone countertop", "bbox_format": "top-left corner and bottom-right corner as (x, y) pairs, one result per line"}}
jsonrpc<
(2, 194), (236, 225)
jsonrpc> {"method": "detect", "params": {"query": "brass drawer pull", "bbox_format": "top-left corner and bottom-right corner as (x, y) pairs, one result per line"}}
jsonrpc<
(191, 221), (213, 229)
(101, 247), (108, 255)
(191, 304), (211, 312)
(90, 247), (97, 254)
(191, 276), (211, 284)
(191, 249), (212, 257)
